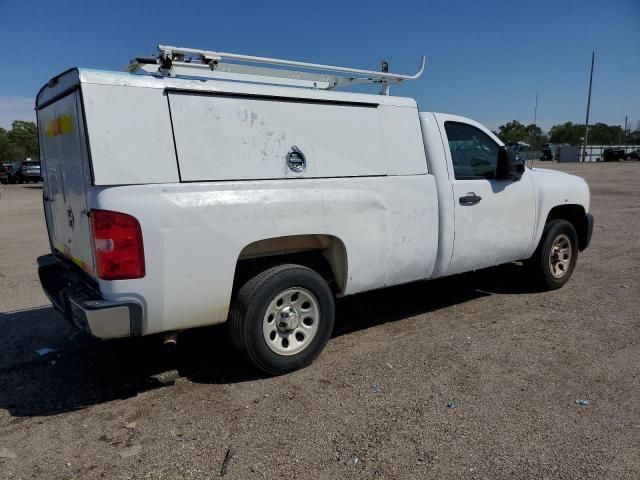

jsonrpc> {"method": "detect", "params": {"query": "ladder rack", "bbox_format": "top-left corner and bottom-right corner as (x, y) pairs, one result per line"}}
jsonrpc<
(128, 44), (426, 95)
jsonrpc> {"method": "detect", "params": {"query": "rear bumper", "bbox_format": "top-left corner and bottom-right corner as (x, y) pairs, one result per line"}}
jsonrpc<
(37, 254), (143, 338)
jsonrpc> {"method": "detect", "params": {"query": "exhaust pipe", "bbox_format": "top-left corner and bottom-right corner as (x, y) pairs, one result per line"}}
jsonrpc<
(163, 331), (178, 352)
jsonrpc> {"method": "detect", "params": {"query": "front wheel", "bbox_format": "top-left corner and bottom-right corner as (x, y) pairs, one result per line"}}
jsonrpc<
(526, 219), (579, 290)
(229, 264), (335, 375)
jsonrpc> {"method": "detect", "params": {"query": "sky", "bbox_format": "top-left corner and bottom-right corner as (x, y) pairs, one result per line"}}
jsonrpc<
(0, 0), (638, 132)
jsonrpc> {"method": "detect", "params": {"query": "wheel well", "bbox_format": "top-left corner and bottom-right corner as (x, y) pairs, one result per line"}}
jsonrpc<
(233, 235), (348, 294)
(546, 205), (589, 250)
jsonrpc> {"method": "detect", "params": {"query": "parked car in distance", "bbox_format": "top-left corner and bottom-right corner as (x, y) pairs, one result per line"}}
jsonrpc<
(602, 148), (625, 162)
(0, 160), (23, 184)
(0, 164), (10, 184)
(625, 149), (640, 161)
(19, 161), (42, 182)
(540, 144), (555, 161)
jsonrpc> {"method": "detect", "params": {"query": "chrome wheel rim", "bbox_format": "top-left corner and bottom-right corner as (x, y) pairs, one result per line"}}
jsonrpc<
(263, 288), (320, 356)
(549, 234), (572, 278)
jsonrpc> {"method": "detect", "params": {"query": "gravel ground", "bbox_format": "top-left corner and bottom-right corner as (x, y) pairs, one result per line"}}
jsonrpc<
(0, 162), (638, 479)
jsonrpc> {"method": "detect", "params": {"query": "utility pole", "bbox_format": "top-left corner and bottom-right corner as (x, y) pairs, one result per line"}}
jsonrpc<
(582, 51), (595, 162)
(531, 90), (538, 167)
(623, 115), (628, 145)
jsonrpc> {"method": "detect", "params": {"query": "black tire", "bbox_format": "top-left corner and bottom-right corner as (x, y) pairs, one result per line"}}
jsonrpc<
(527, 219), (579, 290)
(228, 264), (335, 375)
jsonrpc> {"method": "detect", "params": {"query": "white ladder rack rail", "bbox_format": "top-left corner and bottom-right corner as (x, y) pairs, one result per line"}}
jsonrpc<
(128, 44), (426, 95)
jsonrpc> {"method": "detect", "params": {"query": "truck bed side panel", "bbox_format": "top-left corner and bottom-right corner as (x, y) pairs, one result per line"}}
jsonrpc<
(89, 175), (438, 334)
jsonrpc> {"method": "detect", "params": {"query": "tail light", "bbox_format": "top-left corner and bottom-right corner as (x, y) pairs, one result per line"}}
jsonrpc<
(90, 210), (145, 280)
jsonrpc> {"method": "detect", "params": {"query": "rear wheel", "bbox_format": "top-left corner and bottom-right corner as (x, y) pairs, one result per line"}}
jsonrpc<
(527, 219), (578, 290)
(229, 264), (335, 375)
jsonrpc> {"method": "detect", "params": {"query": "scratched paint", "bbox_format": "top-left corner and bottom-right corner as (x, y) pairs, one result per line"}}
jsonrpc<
(167, 91), (428, 182)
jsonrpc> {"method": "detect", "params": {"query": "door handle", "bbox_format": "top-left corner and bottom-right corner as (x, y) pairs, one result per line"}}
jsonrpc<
(459, 193), (482, 206)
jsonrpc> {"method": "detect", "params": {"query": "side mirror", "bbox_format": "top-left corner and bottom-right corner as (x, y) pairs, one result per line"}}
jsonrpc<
(496, 146), (525, 181)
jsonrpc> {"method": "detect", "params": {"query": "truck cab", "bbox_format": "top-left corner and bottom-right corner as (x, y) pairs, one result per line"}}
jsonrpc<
(421, 113), (591, 279)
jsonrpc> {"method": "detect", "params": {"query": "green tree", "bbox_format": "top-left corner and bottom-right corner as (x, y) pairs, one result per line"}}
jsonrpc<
(549, 122), (583, 145)
(0, 121), (39, 163)
(497, 120), (547, 149)
(549, 121), (625, 145)
(0, 128), (9, 163)
(588, 123), (624, 145)
(525, 124), (547, 150)
(7, 121), (38, 158)
(497, 120), (528, 143)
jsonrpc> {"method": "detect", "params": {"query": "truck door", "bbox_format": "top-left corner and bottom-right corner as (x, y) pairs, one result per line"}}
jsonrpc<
(436, 115), (536, 275)
(38, 91), (95, 275)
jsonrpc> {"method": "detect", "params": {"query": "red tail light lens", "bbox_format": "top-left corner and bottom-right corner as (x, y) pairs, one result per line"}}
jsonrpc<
(90, 210), (145, 280)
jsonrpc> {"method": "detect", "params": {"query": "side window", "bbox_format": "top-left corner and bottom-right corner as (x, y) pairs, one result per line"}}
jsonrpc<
(444, 122), (499, 179)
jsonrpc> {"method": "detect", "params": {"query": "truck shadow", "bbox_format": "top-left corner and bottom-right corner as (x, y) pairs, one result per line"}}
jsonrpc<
(0, 264), (533, 417)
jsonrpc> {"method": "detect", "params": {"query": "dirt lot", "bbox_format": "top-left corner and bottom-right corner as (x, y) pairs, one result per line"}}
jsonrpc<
(0, 162), (638, 479)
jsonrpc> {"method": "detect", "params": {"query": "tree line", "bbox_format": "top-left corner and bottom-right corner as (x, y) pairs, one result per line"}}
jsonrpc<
(0, 121), (39, 163)
(495, 120), (640, 150)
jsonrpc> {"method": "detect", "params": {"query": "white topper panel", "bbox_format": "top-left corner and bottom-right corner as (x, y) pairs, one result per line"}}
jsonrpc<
(81, 84), (179, 185)
(378, 105), (428, 176)
(168, 92), (387, 181)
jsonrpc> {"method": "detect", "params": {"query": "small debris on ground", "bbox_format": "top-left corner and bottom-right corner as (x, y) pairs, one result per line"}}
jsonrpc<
(575, 399), (591, 406)
(385, 362), (394, 370)
(124, 422), (137, 429)
(36, 347), (55, 357)
(220, 447), (236, 477)
(154, 370), (179, 384)
(620, 285), (628, 288)
(351, 456), (360, 464)
(447, 401), (456, 409)
(371, 383), (381, 393)
(119, 444), (142, 458)
(0, 448), (17, 459)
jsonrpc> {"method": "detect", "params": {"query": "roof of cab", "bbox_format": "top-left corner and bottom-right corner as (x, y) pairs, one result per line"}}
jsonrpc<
(36, 67), (419, 109)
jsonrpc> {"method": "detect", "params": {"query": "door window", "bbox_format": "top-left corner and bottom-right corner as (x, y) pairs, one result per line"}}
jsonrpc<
(445, 122), (499, 179)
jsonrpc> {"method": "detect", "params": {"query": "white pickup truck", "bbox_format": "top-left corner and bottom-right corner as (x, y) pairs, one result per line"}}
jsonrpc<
(36, 46), (592, 375)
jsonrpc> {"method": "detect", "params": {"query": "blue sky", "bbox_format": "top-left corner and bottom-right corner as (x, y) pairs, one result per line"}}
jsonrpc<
(0, 0), (638, 131)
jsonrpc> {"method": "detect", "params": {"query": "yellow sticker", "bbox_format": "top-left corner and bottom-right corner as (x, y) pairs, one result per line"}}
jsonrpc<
(54, 242), (95, 275)
(45, 114), (74, 137)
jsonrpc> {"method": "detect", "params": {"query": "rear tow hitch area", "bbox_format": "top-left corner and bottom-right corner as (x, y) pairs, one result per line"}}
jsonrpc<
(37, 254), (143, 339)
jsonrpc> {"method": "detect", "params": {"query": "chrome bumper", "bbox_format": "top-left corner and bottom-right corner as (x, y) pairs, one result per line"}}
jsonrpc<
(37, 254), (143, 338)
